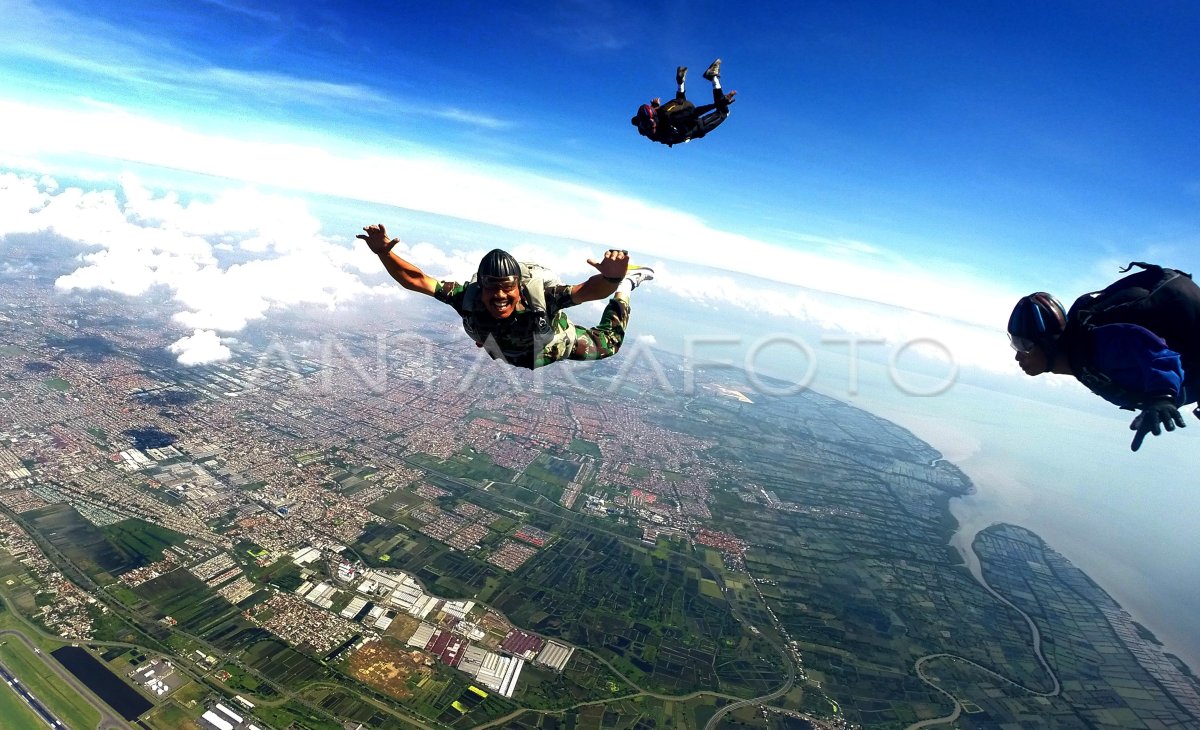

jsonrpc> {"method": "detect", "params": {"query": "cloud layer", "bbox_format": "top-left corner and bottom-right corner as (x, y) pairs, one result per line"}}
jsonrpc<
(0, 96), (1026, 329)
(1, 169), (1018, 376)
(1, 171), (400, 363)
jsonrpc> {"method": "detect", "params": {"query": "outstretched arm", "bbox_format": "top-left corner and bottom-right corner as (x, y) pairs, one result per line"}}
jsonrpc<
(358, 224), (438, 296)
(571, 249), (630, 304)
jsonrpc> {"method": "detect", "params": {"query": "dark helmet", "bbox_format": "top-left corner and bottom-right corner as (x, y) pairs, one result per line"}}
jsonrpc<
(1007, 292), (1067, 353)
(477, 248), (521, 288)
(478, 248), (519, 278)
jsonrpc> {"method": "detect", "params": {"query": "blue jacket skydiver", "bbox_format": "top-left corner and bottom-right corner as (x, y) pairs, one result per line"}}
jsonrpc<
(1008, 264), (1200, 451)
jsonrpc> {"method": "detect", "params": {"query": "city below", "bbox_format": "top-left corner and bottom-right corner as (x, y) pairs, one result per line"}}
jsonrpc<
(0, 238), (1198, 730)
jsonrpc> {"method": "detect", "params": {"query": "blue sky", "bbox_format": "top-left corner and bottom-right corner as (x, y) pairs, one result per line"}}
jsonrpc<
(2, 0), (1200, 667)
(4, 0), (1198, 289)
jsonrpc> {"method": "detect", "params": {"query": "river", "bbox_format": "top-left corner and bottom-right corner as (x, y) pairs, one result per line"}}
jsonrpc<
(873, 388), (1200, 676)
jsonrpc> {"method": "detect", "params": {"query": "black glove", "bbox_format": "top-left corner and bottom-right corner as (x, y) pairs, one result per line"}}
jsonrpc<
(1129, 398), (1186, 452)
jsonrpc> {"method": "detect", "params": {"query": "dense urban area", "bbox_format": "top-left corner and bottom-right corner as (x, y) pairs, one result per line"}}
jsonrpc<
(1, 237), (1199, 730)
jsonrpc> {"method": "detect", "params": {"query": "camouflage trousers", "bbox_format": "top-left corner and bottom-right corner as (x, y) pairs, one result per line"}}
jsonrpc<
(533, 297), (630, 367)
(570, 297), (631, 361)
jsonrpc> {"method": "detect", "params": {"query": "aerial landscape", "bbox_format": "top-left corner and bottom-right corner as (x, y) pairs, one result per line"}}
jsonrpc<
(1, 228), (1198, 728)
(2, 1), (1200, 729)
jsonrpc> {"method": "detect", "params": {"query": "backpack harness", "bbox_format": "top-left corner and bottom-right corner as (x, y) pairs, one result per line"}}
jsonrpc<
(634, 104), (657, 138)
(460, 262), (562, 362)
(1064, 262), (1200, 408)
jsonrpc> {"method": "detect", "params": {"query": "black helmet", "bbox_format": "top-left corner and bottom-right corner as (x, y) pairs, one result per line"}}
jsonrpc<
(1007, 292), (1066, 353)
(477, 249), (521, 289)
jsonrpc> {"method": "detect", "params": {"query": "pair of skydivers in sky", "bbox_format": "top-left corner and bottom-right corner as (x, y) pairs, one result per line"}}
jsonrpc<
(357, 60), (737, 371)
(362, 59), (1200, 453)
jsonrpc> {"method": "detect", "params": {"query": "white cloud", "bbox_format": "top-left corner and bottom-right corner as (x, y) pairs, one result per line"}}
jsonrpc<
(1, 172), (403, 345)
(0, 97), (1028, 335)
(655, 268), (1011, 374)
(0, 172), (50, 229)
(168, 329), (231, 365)
(1, 168), (1018, 376)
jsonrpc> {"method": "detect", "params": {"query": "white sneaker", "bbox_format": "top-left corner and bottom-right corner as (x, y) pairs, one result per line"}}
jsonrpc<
(625, 266), (655, 291)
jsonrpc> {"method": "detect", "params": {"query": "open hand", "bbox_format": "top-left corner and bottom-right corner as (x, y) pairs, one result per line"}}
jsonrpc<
(357, 224), (396, 256)
(587, 249), (630, 281)
(1129, 398), (1186, 451)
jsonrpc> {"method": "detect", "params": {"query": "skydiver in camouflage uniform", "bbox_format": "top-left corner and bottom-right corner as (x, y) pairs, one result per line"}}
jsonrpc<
(359, 224), (654, 369)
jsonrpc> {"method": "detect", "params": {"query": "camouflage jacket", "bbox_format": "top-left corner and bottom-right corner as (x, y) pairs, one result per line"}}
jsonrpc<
(434, 280), (579, 368)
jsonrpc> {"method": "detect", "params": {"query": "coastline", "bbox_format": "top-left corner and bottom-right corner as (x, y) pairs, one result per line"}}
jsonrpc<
(851, 386), (1200, 678)
(935, 440), (1200, 677)
(777, 355), (1200, 681)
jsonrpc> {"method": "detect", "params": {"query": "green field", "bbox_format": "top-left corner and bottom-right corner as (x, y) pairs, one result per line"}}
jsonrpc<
(409, 449), (515, 483)
(102, 519), (190, 565)
(242, 638), (329, 687)
(252, 699), (345, 730)
(143, 700), (204, 730)
(567, 438), (602, 457)
(26, 504), (129, 584)
(43, 377), (71, 391)
(134, 570), (243, 637)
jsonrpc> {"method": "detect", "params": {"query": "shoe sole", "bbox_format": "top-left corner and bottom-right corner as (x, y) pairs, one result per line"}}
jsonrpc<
(625, 266), (655, 287)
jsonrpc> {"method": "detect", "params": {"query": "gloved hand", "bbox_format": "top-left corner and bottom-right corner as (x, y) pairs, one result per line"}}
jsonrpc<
(1129, 398), (1186, 451)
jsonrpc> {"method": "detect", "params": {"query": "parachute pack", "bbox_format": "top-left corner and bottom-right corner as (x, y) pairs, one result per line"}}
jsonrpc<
(1066, 262), (1200, 406)
(633, 104), (657, 137)
(1068, 262), (1200, 361)
(460, 262), (563, 352)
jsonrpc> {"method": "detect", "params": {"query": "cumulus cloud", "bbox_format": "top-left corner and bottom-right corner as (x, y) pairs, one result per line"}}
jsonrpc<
(0, 172), (405, 364)
(168, 329), (231, 365)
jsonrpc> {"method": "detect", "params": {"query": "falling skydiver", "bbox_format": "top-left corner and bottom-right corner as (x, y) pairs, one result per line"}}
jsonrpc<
(359, 224), (654, 370)
(1007, 262), (1200, 451)
(632, 59), (737, 147)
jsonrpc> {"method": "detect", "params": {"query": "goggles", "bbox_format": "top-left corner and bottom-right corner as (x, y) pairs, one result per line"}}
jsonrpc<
(1008, 334), (1037, 354)
(479, 275), (518, 290)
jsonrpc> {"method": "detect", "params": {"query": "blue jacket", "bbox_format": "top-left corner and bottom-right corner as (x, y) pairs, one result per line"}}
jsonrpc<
(1074, 323), (1193, 409)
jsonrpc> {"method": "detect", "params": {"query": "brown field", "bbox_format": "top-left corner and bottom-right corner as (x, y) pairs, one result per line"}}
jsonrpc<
(382, 612), (422, 641)
(478, 611), (512, 639)
(345, 639), (431, 699)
